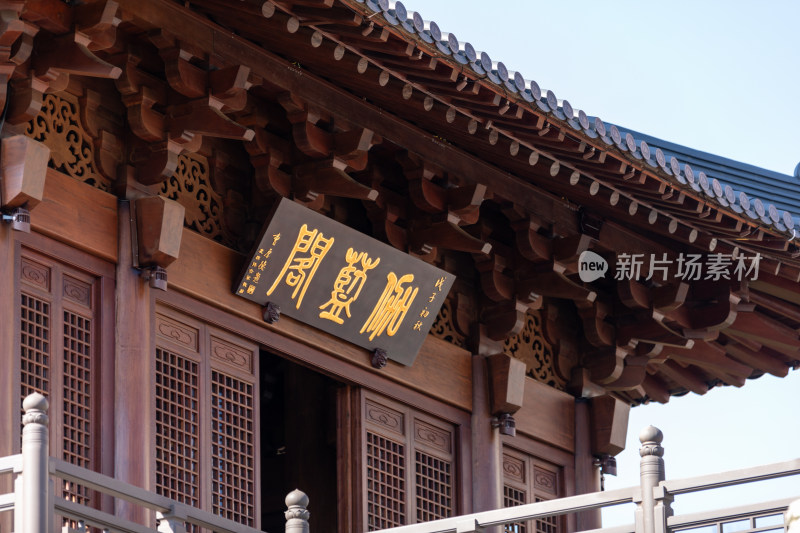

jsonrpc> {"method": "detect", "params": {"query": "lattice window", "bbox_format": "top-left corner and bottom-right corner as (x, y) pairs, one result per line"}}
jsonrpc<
(363, 394), (457, 530)
(503, 485), (527, 533)
(415, 451), (452, 522)
(366, 432), (406, 530)
(534, 497), (558, 533)
(502, 448), (562, 533)
(20, 294), (50, 398)
(62, 310), (92, 505)
(211, 370), (255, 525)
(155, 348), (200, 508)
(154, 311), (259, 526)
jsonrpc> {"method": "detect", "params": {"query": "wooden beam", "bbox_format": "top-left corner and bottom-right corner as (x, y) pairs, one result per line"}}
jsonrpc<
(727, 311), (800, 354)
(114, 0), (579, 232)
(32, 169), (118, 262)
(652, 360), (709, 395)
(748, 289), (800, 323)
(663, 341), (752, 379)
(723, 340), (789, 378)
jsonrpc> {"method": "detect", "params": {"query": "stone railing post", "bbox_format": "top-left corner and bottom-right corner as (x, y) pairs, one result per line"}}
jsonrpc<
(16, 393), (51, 533)
(787, 500), (800, 533)
(285, 489), (310, 533)
(635, 426), (671, 533)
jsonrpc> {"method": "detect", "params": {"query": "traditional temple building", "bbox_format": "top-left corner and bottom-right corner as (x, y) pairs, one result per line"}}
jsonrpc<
(1, 0), (798, 532)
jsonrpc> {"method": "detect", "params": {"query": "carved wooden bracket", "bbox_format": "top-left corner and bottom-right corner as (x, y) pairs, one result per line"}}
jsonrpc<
(480, 298), (530, 342)
(0, 134), (49, 209)
(294, 158), (378, 202)
(278, 91), (380, 169)
(589, 395), (630, 456)
(409, 212), (491, 255)
(0, 3), (39, 117)
(133, 195), (184, 268)
(6, 0), (122, 125)
(486, 353), (526, 415)
(79, 88), (124, 183)
(576, 299), (615, 348)
(583, 346), (627, 385)
(241, 100), (292, 199)
(115, 49), (254, 185)
(518, 261), (596, 302)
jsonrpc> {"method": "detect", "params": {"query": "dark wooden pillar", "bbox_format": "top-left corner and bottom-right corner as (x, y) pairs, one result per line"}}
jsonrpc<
(574, 398), (601, 530)
(114, 199), (155, 523)
(471, 355), (503, 514)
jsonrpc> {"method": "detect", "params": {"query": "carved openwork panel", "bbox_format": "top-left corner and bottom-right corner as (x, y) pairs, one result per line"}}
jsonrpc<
(25, 94), (110, 191)
(160, 152), (248, 251)
(429, 299), (466, 348)
(160, 153), (222, 239)
(503, 311), (564, 390)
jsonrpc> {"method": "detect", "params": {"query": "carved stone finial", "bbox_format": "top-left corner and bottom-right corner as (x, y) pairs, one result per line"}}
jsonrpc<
(371, 348), (387, 369)
(639, 425), (664, 457)
(285, 489), (310, 521)
(22, 392), (49, 427)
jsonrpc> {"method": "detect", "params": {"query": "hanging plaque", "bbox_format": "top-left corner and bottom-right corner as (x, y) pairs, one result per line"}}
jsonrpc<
(234, 198), (455, 366)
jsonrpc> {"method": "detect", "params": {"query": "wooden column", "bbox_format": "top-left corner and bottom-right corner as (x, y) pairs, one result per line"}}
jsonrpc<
(114, 200), (155, 523)
(574, 398), (601, 530)
(471, 355), (502, 519)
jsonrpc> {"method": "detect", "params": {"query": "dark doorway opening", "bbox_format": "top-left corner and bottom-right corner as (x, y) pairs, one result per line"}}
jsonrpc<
(260, 351), (341, 533)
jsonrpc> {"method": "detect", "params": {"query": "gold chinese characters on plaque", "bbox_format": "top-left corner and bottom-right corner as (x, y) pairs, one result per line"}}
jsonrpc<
(234, 198), (455, 366)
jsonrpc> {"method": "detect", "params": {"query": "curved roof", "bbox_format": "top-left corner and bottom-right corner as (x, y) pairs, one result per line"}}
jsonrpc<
(362, 0), (799, 236)
(614, 126), (800, 225)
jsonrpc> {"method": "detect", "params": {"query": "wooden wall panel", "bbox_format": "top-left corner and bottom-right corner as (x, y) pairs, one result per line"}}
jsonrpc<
(514, 378), (575, 453)
(32, 169), (118, 262)
(169, 229), (473, 411)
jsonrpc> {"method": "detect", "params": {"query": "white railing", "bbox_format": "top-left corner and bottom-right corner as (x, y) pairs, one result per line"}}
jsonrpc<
(365, 429), (800, 533)
(1, 393), (798, 533)
(1, 393), (312, 533)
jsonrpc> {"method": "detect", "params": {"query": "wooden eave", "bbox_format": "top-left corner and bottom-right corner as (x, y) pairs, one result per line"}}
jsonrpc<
(5, 0), (798, 404)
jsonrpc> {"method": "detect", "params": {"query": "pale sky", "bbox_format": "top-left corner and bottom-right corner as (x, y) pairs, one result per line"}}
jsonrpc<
(399, 0), (800, 526)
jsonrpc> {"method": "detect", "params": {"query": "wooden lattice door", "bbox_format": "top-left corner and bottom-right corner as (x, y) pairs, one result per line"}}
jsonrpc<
(361, 392), (459, 531)
(502, 446), (564, 533)
(153, 307), (260, 527)
(16, 238), (115, 507)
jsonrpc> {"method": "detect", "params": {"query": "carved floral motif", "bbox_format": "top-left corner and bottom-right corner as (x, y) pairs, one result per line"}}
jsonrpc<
(502, 453), (525, 483)
(210, 337), (253, 374)
(503, 311), (564, 390)
(414, 420), (451, 453)
(533, 466), (558, 495)
(63, 276), (91, 307)
(365, 400), (404, 435)
(155, 314), (199, 352)
(25, 94), (109, 191)
(20, 258), (50, 290)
